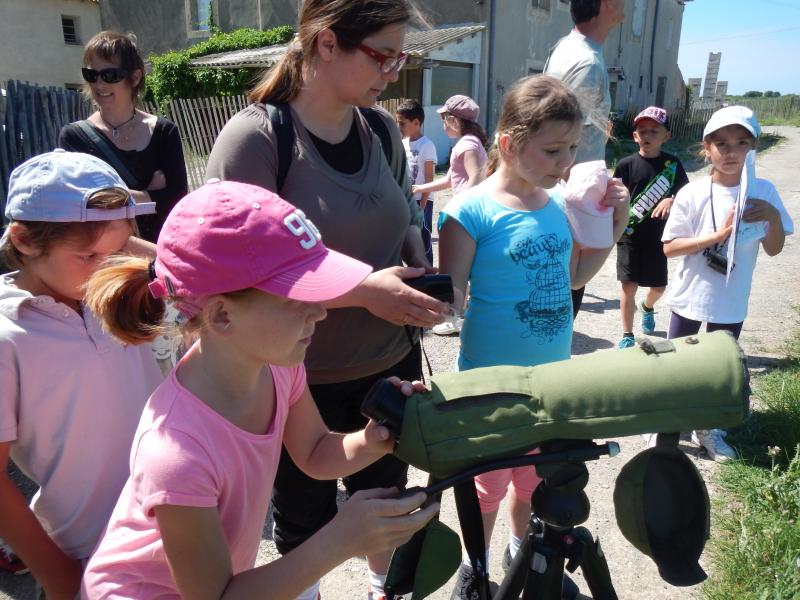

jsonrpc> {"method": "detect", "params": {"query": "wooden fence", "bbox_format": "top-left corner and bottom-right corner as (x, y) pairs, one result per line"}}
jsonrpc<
(0, 86), (411, 208)
(618, 96), (800, 141)
(1, 80), (92, 207)
(161, 95), (250, 190)
(163, 95), (411, 190)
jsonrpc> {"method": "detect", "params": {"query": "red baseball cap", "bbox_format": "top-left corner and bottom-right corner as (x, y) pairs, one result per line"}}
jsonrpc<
(148, 181), (372, 314)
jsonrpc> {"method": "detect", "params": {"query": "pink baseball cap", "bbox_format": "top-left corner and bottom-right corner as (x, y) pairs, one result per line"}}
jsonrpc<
(562, 161), (614, 249)
(148, 181), (372, 314)
(437, 95), (480, 122)
(633, 106), (670, 130)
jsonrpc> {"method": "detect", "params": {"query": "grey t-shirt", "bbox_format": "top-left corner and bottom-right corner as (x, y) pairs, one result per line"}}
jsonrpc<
(206, 104), (421, 384)
(544, 30), (611, 164)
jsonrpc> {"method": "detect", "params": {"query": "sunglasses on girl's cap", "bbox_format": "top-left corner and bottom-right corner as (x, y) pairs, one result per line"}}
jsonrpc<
(81, 67), (128, 84)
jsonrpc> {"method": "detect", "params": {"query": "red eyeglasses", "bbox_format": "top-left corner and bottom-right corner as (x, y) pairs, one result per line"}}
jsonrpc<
(357, 43), (408, 74)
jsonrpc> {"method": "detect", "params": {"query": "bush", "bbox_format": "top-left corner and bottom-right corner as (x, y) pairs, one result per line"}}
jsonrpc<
(147, 25), (294, 106)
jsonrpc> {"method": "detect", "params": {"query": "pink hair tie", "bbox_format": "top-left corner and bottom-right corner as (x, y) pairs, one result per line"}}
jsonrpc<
(148, 279), (167, 299)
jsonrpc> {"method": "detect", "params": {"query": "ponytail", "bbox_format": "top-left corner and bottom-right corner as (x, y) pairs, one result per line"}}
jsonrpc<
(486, 145), (500, 177)
(84, 255), (166, 345)
(249, 44), (305, 104)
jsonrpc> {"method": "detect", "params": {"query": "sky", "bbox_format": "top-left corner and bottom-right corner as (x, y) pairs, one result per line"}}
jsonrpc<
(677, 0), (800, 96)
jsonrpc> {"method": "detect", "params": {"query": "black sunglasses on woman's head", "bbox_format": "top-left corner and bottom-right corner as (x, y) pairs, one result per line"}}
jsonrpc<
(81, 67), (128, 84)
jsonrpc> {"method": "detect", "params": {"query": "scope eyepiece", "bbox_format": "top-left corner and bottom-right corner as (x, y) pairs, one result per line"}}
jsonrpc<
(360, 378), (407, 436)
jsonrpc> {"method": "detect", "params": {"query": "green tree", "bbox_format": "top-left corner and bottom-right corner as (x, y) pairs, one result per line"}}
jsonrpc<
(743, 90), (764, 98)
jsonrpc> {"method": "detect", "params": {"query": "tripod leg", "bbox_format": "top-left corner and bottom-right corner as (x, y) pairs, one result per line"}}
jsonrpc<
(571, 527), (618, 600)
(518, 523), (568, 600)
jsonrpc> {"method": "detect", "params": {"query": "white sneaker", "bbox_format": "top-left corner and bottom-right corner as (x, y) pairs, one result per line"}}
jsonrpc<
(432, 316), (463, 336)
(641, 433), (658, 448)
(692, 429), (737, 462)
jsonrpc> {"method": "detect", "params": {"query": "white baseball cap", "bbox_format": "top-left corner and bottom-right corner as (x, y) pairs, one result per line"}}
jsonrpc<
(703, 106), (761, 140)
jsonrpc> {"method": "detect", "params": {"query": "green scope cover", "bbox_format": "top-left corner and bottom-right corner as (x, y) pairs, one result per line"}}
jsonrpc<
(394, 332), (748, 478)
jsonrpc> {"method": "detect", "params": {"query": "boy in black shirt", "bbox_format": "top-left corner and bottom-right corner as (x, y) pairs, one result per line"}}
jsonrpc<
(614, 106), (689, 348)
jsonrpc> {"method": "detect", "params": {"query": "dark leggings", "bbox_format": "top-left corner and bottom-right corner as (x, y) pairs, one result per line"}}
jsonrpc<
(420, 200), (434, 267)
(571, 286), (585, 319)
(667, 311), (743, 340)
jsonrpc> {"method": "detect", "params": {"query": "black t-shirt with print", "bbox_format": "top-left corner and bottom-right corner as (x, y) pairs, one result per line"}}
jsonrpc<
(614, 151), (690, 247)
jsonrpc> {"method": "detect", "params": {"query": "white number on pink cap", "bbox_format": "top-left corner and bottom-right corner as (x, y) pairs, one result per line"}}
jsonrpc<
(284, 210), (322, 250)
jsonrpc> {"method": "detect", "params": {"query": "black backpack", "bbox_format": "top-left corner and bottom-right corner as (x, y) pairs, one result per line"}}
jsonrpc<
(259, 102), (400, 192)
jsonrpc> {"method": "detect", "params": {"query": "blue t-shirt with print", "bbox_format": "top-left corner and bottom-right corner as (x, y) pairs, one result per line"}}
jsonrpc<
(440, 189), (573, 370)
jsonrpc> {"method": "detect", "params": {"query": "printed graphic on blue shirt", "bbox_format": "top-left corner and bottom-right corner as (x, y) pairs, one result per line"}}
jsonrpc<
(510, 233), (572, 342)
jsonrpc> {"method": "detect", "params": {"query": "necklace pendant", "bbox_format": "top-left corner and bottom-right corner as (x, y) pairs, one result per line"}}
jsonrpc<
(112, 128), (119, 139)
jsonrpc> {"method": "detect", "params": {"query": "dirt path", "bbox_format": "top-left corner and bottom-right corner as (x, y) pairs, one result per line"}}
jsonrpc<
(1, 127), (797, 599)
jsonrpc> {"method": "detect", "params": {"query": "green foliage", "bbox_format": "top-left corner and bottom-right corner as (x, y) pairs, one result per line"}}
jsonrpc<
(704, 451), (800, 600)
(206, 2), (221, 35)
(744, 90), (764, 98)
(704, 317), (800, 600)
(146, 25), (294, 106)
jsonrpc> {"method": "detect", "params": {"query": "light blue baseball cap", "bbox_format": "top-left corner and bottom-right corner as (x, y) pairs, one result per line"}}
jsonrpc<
(4, 149), (155, 224)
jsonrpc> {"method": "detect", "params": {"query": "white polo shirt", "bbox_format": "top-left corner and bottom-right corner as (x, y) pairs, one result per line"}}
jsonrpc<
(0, 274), (162, 559)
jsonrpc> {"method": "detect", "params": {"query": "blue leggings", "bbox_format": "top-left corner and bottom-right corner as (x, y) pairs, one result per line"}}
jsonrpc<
(667, 311), (743, 340)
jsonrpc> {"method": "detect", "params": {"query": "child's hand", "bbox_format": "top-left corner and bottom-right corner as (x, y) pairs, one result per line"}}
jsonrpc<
(601, 178), (630, 214)
(329, 488), (439, 558)
(715, 207), (736, 243)
(363, 376), (428, 453)
(742, 198), (779, 225)
(651, 196), (674, 219)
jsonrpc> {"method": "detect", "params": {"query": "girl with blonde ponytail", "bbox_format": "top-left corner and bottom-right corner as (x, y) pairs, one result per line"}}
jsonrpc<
(438, 75), (630, 599)
(206, 3), (450, 598)
(81, 181), (437, 599)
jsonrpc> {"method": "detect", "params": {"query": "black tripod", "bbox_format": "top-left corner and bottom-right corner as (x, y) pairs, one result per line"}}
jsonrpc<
(389, 439), (620, 600)
(493, 441), (618, 600)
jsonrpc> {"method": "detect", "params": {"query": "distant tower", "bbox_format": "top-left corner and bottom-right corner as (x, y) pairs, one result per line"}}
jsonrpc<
(702, 52), (722, 107)
(715, 81), (728, 105)
(687, 77), (703, 107)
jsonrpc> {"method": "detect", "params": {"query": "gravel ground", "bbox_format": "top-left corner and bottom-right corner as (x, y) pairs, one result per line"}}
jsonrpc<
(2, 126), (798, 599)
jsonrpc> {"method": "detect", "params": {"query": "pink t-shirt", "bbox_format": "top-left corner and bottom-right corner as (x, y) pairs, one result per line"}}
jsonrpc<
(81, 360), (306, 599)
(0, 276), (162, 560)
(448, 134), (488, 195)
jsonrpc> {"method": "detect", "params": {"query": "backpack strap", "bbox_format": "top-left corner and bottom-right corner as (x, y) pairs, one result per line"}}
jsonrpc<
(358, 106), (394, 166)
(260, 102), (294, 193)
(262, 102), (398, 192)
(75, 121), (141, 188)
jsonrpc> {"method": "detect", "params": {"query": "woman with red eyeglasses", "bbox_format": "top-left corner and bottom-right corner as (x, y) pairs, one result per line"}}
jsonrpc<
(205, 2), (449, 599)
(58, 31), (188, 244)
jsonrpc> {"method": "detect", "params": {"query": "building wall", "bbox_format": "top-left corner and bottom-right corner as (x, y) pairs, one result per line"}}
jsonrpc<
(100, 0), (299, 57)
(467, 0), (687, 132)
(0, 0), (102, 88)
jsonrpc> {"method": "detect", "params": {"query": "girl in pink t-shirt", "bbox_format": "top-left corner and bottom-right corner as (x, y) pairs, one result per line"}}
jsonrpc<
(412, 94), (490, 336)
(80, 181), (438, 600)
(412, 94), (489, 198)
